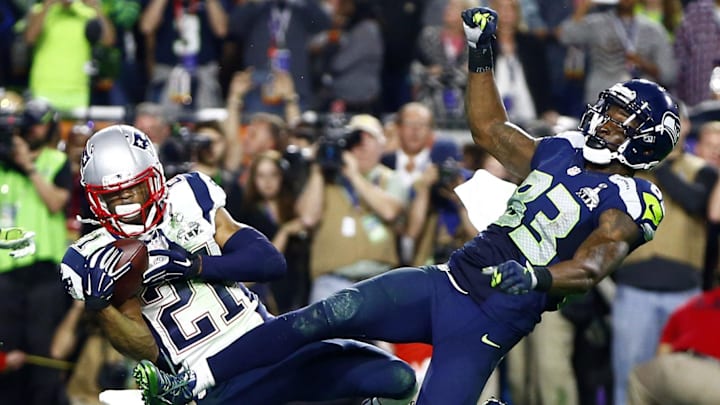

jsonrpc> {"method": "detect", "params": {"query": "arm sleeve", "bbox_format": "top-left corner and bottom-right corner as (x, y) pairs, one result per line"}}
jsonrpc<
(199, 226), (287, 283)
(653, 164), (718, 216)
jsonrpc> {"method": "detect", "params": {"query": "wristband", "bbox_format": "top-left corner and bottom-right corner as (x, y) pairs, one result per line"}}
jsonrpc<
(533, 266), (553, 292)
(468, 45), (494, 73)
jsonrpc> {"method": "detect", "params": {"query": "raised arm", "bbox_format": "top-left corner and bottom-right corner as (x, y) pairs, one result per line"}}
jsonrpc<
(462, 8), (539, 179)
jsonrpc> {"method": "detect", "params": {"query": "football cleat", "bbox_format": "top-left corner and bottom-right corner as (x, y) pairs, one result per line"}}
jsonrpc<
(133, 360), (196, 405)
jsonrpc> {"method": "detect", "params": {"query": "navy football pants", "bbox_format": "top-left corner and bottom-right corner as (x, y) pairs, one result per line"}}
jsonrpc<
(202, 339), (414, 404)
(209, 266), (545, 405)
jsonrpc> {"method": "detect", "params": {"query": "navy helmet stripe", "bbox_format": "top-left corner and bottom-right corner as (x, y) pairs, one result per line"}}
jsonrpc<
(185, 173), (214, 223)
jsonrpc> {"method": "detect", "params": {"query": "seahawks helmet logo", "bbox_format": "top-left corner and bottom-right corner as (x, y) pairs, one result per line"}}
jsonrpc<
(661, 112), (680, 146)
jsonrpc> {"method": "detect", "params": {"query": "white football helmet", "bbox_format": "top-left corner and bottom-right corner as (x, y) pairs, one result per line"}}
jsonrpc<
(80, 125), (167, 237)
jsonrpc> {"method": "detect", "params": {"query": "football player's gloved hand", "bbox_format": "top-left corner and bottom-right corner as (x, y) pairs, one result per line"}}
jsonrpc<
(483, 260), (552, 294)
(83, 245), (127, 310)
(143, 241), (201, 286)
(461, 7), (498, 49)
(0, 227), (36, 259)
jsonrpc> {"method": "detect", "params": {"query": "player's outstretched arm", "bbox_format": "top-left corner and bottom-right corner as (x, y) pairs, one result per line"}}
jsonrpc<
(486, 209), (638, 295)
(143, 207), (287, 286)
(463, 7), (538, 179)
(546, 209), (638, 294)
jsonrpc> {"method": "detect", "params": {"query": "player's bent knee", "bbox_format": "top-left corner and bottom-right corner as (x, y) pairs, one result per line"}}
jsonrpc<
(388, 360), (418, 399)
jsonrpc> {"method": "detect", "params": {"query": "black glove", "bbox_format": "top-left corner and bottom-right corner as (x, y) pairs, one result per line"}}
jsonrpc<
(461, 7), (498, 49)
(461, 7), (499, 72)
(483, 259), (553, 294)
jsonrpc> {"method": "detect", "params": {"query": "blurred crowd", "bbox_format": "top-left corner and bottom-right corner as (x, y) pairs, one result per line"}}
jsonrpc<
(2, 0), (720, 404)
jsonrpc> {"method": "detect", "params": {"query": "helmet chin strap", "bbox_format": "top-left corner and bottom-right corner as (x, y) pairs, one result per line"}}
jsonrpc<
(582, 133), (628, 166)
(114, 203), (160, 237)
(582, 144), (615, 165)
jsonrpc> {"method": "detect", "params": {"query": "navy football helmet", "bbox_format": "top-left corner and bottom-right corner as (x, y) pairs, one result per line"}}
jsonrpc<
(579, 79), (680, 170)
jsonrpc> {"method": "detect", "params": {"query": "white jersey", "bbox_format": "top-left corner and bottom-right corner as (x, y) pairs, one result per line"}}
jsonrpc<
(60, 172), (269, 371)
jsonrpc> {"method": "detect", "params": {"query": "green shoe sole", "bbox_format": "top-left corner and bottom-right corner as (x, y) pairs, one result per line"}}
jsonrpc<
(133, 360), (162, 405)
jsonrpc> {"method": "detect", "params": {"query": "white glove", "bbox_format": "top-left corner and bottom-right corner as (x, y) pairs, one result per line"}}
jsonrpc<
(0, 228), (36, 259)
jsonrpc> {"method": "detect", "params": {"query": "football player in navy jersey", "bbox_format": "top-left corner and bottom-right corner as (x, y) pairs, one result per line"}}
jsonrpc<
(58, 125), (417, 405)
(136, 6), (681, 405)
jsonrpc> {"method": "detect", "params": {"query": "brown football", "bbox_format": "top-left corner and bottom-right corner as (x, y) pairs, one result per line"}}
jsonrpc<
(110, 239), (148, 307)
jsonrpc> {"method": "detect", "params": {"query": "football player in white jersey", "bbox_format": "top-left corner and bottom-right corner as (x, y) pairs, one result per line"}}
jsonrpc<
(59, 125), (417, 405)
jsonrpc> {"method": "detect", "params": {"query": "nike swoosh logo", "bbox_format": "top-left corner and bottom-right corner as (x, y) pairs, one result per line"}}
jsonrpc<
(481, 333), (501, 349)
(175, 258), (192, 267)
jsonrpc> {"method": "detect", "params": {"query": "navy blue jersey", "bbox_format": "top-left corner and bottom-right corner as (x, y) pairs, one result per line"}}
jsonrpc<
(449, 131), (664, 303)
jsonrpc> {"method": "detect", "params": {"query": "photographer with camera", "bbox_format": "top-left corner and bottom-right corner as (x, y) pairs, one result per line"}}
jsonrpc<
(298, 114), (407, 302)
(164, 120), (234, 189)
(0, 97), (72, 405)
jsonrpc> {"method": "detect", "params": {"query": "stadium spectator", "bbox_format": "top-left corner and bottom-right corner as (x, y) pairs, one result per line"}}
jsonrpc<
(228, 0), (332, 115)
(311, 0), (384, 114)
(375, 0), (428, 113)
(223, 67), (300, 174)
(487, 0), (551, 125)
(404, 139), (477, 266)
(0, 98), (72, 405)
(381, 102), (435, 190)
(140, 0), (231, 109)
(299, 113), (406, 301)
(412, 0), (474, 123)
(611, 101), (715, 405)
(558, 0), (676, 105)
(673, 0), (720, 107)
(50, 300), (132, 405)
(626, 287), (720, 405)
(227, 150), (311, 313)
(634, 0), (683, 36)
(131, 102), (184, 167)
(25, 0), (115, 111)
(694, 121), (720, 168)
(188, 120), (233, 189)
